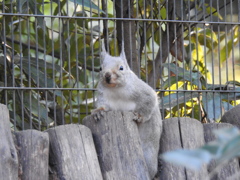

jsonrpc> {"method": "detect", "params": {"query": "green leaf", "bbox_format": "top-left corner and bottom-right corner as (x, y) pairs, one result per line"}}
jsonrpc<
(206, 84), (226, 90)
(193, 61), (212, 83)
(205, 5), (223, 20)
(23, 91), (52, 125)
(160, 6), (167, 19)
(70, 66), (86, 84)
(189, 104), (202, 120)
(202, 92), (222, 122)
(220, 39), (233, 64)
(69, 0), (105, 14)
(197, 29), (218, 50)
(162, 76), (183, 90)
(15, 57), (64, 97)
(192, 43), (204, 62)
(32, 22), (49, 48)
(206, 83), (240, 101)
(161, 92), (199, 109)
(220, 87), (240, 101)
(164, 63), (203, 87)
(17, 0), (28, 13)
(153, 23), (161, 46)
(74, 11), (89, 28)
(220, 26), (239, 64)
(20, 61), (61, 96)
(164, 80), (184, 91)
(14, 56), (64, 73)
(28, 0), (46, 32)
(9, 110), (31, 130)
(21, 61), (54, 87)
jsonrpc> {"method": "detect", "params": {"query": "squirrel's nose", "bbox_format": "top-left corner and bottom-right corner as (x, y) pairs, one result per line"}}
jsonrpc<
(105, 72), (111, 84)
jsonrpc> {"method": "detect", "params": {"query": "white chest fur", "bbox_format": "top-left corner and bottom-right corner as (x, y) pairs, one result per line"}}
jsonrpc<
(103, 87), (136, 111)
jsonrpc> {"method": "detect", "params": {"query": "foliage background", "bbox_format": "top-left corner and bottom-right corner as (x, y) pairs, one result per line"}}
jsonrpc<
(0, 0), (240, 130)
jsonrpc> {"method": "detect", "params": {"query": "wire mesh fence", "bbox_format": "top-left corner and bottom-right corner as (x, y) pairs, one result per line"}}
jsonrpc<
(0, 0), (239, 131)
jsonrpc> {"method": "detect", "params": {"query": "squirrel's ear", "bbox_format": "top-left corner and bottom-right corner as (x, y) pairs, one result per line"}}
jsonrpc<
(120, 41), (126, 60)
(101, 41), (107, 56)
(101, 41), (108, 63)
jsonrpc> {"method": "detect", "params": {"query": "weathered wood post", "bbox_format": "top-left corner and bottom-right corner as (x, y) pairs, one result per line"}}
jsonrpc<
(203, 123), (240, 180)
(14, 130), (49, 180)
(47, 124), (103, 180)
(0, 104), (18, 180)
(159, 117), (209, 180)
(83, 111), (150, 180)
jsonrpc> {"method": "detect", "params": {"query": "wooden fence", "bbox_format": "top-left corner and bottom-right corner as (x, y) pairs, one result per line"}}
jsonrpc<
(0, 103), (240, 180)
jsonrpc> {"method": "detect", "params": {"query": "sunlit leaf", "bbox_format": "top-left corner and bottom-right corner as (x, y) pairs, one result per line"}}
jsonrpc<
(164, 63), (203, 87)
(205, 5), (223, 20)
(197, 29), (218, 50)
(220, 40), (233, 64)
(160, 7), (167, 19)
(162, 76), (183, 90)
(192, 43), (204, 62)
(193, 61), (212, 83)
(190, 104), (202, 120)
(220, 26), (239, 64)
(161, 92), (199, 109)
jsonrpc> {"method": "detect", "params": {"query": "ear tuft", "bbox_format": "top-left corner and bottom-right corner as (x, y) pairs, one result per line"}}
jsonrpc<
(120, 41), (126, 60)
(102, 41), (107, 53)
(119, 41), (130, 70)
(101, 41), (107, 61)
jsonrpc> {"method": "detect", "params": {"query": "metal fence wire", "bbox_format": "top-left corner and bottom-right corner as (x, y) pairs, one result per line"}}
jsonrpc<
(0, 0), (239, 131)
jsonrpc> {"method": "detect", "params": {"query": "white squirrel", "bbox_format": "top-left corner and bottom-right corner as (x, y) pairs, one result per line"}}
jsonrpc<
(92, 42), (162, 179)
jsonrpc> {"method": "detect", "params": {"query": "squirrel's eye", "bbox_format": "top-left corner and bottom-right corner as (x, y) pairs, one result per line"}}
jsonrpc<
(119, 66), (124, 71)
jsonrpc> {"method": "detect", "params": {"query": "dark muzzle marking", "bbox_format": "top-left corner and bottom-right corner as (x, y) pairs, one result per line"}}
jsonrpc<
(105, 73), (111, 84)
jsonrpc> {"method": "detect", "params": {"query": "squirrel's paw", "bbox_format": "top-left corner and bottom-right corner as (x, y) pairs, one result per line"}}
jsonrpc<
(91, 107), (106, 121)
(133, 112), (143, 123)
